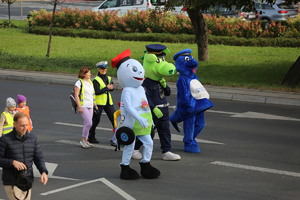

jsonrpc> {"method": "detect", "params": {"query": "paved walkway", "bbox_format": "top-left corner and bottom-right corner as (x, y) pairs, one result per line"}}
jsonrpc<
(1, 68), (300, 107)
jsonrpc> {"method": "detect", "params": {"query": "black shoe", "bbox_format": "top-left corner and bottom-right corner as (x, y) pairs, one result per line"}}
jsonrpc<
(140, 162), (160, 179)
(120, 165), (140, 180)
(88, 138), (99, 144)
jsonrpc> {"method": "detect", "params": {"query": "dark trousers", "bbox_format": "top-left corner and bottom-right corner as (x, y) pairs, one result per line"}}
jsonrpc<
(89, 104), (115, 140)
(135, 107), (171, 153)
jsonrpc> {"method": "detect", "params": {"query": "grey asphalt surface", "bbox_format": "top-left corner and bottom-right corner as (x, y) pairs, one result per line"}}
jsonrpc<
(1, 70), (300, 200)
(1, 68), (300, 107)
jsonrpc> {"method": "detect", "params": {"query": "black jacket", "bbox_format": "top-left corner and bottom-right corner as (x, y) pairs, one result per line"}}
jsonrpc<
(93, 73), (114, 95)
(142, 78), (171, 110)
(0, 129), (48, 185)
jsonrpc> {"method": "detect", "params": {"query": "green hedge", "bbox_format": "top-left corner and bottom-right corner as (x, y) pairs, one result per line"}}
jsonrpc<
(28, 26), (300, 47)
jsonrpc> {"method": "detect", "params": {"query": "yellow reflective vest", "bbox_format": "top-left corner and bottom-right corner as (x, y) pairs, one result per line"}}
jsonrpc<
(2, 112), (14, 135)
(79, 79), (95, 106)
(94, 76), (113, 106)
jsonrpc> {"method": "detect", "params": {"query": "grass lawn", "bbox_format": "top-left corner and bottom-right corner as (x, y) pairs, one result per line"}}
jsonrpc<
(0, 20), (299, 92)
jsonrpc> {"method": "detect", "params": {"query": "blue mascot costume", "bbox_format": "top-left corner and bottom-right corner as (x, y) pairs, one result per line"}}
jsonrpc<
(170, 49), (214, 153)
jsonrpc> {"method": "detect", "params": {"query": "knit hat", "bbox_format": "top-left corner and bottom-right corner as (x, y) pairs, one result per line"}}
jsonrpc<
(6, 97), (16, 108)
(16, 94), (27, 104)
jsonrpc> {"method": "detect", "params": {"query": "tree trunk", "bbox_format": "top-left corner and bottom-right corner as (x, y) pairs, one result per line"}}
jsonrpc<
(8, 3), (11, 23)
(46, 0), (57, 58)
(187, 9), (208, 61)
(281, 56), (300, 88)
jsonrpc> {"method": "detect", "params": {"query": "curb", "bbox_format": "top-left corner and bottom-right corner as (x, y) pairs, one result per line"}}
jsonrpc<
(1, 68), (300, 107)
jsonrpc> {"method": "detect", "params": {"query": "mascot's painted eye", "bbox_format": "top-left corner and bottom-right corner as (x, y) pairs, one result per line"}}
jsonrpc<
(161, 57), (165, 61)
(185, 56), (190, 61)
(132, 66), (138, 72)
(156, 59), (161, 63)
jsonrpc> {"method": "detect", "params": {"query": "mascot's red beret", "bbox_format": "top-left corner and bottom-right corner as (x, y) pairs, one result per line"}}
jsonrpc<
(111, 49), (131, 69)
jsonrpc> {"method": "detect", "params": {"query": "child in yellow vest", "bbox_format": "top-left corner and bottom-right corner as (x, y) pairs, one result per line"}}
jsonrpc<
(0, 97), (17, 137)
(15, 94), (33, 132)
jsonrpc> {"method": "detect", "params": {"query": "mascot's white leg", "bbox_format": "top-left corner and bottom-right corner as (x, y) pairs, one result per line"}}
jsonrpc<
(137, 134), (160, 179)
(136, 135), (153, 163)
(121, 140), (136, 166)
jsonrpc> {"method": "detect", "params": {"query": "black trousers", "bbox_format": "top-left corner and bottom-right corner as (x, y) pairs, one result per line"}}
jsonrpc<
(89, 104), (115, 139)
(134, 107), (171, 153)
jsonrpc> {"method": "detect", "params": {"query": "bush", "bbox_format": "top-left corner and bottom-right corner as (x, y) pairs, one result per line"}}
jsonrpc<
(28, 25), (300, 47)
(0, 20), (17, 28)
(28, 9), (300, 39)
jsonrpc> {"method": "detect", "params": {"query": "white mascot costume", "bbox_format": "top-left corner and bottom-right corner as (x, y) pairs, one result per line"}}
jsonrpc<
(111, 49), (160, 180)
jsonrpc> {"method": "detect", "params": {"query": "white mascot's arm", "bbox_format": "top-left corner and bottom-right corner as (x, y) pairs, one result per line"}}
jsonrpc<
(122, 90), (148, 128)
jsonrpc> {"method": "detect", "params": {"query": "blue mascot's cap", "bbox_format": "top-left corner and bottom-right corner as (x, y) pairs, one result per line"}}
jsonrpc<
(116, 126), (135, 145)
(146, 44), (168, 57)
(173, 49), (192, 61)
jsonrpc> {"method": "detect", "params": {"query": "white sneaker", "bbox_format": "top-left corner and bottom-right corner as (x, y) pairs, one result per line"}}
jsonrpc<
(132, 150), (143, 160)
(162, 151), (181, 161)
(80, 140), (93, 149)
(86, 141), (93, 147)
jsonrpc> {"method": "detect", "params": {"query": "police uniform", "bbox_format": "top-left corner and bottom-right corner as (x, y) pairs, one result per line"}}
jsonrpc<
(135, 44), (172, 154)
(89, 62), (115, 143)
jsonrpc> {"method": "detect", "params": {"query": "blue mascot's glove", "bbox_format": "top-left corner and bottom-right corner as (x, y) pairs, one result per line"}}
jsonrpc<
(159, 78), (167, 88)
(153, 107), (163, 118)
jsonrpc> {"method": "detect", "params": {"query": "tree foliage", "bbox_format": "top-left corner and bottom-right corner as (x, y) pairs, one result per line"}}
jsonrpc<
(165, 0), (300, 61)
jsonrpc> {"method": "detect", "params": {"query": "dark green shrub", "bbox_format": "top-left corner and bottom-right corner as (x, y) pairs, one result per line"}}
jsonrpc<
(28, 26), (300, 47)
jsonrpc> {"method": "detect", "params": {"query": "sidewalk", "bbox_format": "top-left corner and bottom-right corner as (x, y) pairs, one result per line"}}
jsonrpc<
(1, 68), (300, 107)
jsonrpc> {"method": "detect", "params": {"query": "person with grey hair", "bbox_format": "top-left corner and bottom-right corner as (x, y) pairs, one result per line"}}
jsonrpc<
(0, 97), (17, 137)
(0, 112), (48, 200)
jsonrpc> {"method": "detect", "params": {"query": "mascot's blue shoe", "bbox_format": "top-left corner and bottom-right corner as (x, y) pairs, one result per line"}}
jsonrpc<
(184, 143), (200, 153)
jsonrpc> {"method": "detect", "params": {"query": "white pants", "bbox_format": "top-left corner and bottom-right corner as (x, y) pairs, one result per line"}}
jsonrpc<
(4, 185), (32, 200)
(121, 134), (153, 166)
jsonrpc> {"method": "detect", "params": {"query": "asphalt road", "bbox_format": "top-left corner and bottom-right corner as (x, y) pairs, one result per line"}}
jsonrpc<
(0, 79), (299, 200)
(0, 1), (102, 20)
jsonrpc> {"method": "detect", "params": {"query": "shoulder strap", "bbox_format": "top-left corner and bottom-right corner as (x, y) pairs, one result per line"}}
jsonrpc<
(79, 79), (83, 95)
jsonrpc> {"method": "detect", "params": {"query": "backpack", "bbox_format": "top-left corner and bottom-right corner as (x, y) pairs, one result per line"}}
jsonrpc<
(70, 80), (83, 113)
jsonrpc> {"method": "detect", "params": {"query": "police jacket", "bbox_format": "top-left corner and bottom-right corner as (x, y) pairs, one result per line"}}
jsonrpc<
(0, 129), (48, 185)
(93, 73), (114, 106)
(142, 78), (171, 110)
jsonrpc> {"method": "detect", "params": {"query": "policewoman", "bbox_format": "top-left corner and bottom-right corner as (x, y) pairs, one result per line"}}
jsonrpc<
(89, 61), (116, 144)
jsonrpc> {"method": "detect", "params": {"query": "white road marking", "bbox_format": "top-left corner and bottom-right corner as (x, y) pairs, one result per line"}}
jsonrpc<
(207, 110), (300, 121)
(207, 110), (238, 115)
(56, 139), (115, 150)
(231, 111), (300, 121)
(210, 161), (300, 178)
(33, 162), (79, 181)
(41, 177), (136, 200)
(2, 162), (79, 181)
(154, 134), (224, 145)
(54, 122), (112, 131)
(100, 178), (136, 200)
(54, 122), (224, 145)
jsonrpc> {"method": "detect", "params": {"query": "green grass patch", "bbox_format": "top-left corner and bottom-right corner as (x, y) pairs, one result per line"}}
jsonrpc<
(0, 25), (299, 91)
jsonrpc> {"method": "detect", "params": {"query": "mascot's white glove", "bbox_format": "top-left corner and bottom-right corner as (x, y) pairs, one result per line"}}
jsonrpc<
(159, 78), (167, 88)
(137, 116), (148, 128)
